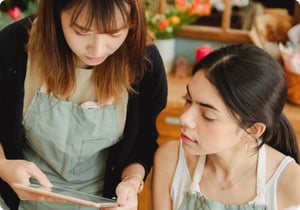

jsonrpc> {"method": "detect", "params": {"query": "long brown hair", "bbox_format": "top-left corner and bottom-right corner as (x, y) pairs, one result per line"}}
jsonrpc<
(27, 0), (148, 103)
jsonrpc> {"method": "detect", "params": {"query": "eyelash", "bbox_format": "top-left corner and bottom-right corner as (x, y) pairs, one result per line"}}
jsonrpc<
(75, 30), (91, 36)
(202, 115), (215, 122)
(110, 31), (123, 37)
(110, 34), (121, 38)
(74, 30), (122, 38)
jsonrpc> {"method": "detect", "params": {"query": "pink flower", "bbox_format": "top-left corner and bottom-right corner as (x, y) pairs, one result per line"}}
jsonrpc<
(146, 1), (212, 39)
(157, 19), (170, 30)
(8, 6), (22, 20)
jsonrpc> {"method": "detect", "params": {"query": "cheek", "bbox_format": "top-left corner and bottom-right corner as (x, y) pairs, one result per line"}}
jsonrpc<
(110, 31), (128, 51)
(196, 123), (241, 149)
(108, 41), (122, 53)
(65, 33), (87, 56)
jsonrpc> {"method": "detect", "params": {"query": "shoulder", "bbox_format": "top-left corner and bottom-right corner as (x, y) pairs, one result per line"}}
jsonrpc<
(152, 140), (180, 209)
(156, 140), (179, 154)
(154, 141), (179, 168)
(145, 44), (161, 59)
(266, 145), (300, 208)
(277, 161), (300, 208)
(144, 44), (165, 75)
(0, 16), (33, 68)
(153, 141), (180, 189)
(0, 16), (33, 48)
(137, 44), (167, 105)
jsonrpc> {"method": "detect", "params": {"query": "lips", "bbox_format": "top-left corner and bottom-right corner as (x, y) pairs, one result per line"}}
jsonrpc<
(85, 56), (105, 62)
(181, 133), (196, 143)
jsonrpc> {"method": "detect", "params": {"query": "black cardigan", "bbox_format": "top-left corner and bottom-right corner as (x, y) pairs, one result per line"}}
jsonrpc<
(0, 17), (167, 210)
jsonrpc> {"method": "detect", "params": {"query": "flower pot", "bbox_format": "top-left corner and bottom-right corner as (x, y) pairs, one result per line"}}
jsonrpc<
(154, 38), (175, 74)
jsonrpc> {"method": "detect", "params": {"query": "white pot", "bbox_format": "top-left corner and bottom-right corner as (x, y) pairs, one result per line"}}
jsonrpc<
(154, 38), (175, 74)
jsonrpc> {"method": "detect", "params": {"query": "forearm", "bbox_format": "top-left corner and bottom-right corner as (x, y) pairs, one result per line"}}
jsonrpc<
(121, 163), (145, 194)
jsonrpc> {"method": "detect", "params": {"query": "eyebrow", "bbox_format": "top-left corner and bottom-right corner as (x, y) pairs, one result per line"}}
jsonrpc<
(72, 22), (92, 31)
(72, 22), (130, 33)
(186, 85), (220, 112)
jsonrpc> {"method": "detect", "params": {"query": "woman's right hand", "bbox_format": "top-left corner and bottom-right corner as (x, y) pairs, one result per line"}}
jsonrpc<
(0, 159), (52, 200)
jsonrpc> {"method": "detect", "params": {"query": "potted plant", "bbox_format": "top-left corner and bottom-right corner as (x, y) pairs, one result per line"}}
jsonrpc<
(145, 0), (211, 72)
(146, 0), (211, 40)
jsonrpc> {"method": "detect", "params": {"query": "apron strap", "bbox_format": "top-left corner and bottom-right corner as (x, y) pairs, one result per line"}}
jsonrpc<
(254, 144), (266, 203)
(186, 141), (267, 204)
(189, 155), (206, 193)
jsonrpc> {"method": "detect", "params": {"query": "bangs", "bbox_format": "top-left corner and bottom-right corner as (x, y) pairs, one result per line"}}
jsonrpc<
(69, 0), (131, 33)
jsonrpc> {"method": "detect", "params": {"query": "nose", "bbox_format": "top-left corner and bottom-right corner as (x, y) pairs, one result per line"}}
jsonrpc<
(180, 106), (197, 130)
(87, 34), (110, 56)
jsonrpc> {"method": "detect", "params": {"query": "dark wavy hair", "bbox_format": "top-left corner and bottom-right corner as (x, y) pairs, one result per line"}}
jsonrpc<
(193, 43), (299, 162)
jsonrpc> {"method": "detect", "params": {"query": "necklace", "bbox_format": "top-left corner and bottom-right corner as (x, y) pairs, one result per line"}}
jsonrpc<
(212, 163), (257, 190)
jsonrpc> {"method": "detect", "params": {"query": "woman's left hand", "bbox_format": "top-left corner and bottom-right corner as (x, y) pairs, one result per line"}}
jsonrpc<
(101, 180), (139, 210)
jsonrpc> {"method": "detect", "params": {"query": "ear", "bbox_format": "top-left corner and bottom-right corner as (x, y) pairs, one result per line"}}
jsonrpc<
(247, 122), (266, 139)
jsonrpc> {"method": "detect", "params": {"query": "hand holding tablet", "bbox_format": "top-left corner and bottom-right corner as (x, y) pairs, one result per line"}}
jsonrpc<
(12, 183), (117, 208)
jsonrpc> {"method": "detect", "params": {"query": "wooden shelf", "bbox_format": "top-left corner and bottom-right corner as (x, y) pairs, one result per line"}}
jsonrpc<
(177, 0), (255, 43)
(177, 25), (253, 43)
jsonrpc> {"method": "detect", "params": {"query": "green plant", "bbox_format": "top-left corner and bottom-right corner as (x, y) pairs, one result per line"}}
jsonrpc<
(146, 0), (211, 40)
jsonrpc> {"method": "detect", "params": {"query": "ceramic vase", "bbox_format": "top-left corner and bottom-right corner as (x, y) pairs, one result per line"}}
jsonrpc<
(154, 38), (175, 74)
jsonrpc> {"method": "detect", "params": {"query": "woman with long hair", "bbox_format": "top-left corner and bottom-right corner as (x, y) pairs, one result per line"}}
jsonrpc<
(0, 0), (167, 209)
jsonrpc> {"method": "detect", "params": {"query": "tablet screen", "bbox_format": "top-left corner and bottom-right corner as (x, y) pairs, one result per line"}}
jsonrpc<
(13, 183), (117, 208)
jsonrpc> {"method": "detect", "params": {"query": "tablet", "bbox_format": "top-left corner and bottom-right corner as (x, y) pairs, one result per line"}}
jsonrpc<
(12, 183), (117, 208)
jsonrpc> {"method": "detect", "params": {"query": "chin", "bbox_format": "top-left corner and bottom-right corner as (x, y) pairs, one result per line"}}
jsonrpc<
(182, 143), (199, 155)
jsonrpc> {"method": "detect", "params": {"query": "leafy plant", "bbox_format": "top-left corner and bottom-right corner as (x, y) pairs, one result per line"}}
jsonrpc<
(146, 0), (211, 40)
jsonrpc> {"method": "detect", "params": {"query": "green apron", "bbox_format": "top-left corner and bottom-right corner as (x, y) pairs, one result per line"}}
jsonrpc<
(0, 196), (10, 210)
(19, 91), (121, 210)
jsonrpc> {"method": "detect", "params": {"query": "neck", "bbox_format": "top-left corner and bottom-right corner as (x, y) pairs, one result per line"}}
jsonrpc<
(205, 146), (259, 190)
